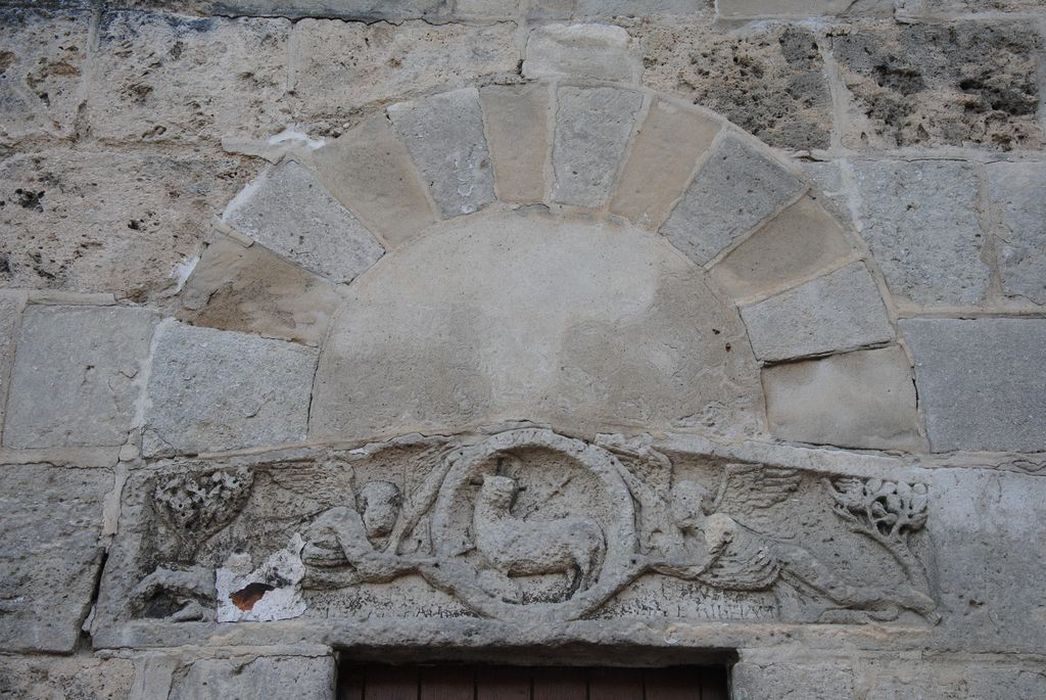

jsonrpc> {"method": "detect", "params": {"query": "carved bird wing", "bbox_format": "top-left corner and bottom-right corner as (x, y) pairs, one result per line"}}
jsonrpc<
(711, 463), (802, 538)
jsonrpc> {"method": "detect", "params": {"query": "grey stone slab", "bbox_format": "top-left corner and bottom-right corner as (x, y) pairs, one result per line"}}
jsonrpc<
(740, 262), (895, 362)
(551, 86), (643, 208)
(142, 321), (317, 457)
(987, 161), (1046, 304)
(0, 465), (111, 653)
(0, 292), (25, 445)
(718, 0), (892, 17)
(523, 23), (639, 83)
(661, 134), (806, 264)
(223, 160), (384, 284)
(480, 83), (551, 203)
(853, 160), (990, 307)
(3, 305), (157, 449)
(733, 659), (856, 700)
(388, 87), (495, 219)
(0, 655), (135, 699)
(168, 655), (335, 700)
(900, 317), (1046, 452)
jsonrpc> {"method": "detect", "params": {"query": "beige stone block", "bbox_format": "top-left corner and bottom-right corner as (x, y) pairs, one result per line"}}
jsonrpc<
(0, 654), (135, 699)
(480, 84), (550, 203)
(710, 195), (854, 301)
(178, 238), (342, 346)
(309, 113), (436, 247)
(762, 345), (923, 451)
(718, 0), (892, 18)
(522, 23), (640, 83)
(610, 98), (719, 228)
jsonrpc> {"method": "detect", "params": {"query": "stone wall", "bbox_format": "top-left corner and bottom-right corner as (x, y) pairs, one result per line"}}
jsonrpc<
(1, 1), (1045, 698)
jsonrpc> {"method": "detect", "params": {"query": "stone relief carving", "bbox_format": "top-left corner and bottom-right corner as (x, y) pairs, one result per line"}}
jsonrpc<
(103, 429), (939, 638)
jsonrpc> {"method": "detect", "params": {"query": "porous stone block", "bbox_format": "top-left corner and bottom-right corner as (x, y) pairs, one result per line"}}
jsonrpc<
(0, 292), (25, 444)
(987, 162), (1046, 304)
(0, 465), (111, 652)
(523, 23), (639, 83)
(710, 195), (854, 300)
(902, 0), (1046, 12)
(480, 84), (550, 203)
(168, 655), (335, 700)
(223, 160), (384, 284)
(661, 135), (805, 265)
(900, 317), (1046, 452)
(762, 346), (922, 450)
(3, 305), (157, 449)
(308, 113), (436, 247)
(551, 86), (644, 208)
(177, 238), (342, 346)
(116, 0), (452, 20)
(852, 160), (990, 307)
(740, 262), (894, 362)
(855, 656), (1046, 699)
(610, 98), (720, 228)
(142, 321), (317, 456)
(388, 88), (495, 218)
(833, 22), (1041, 150)
(718, 0), (892, 18)
(90, 12), (291, 144)
(733, 659), (855, 700)
(636, 23), (832, 150)
(0, 654), (135, 699)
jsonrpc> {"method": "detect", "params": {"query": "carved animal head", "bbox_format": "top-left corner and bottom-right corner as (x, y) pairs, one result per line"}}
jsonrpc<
(358, 480), (402, 539)
(477, 474), (519, 512)
(670, 480), (713, 530)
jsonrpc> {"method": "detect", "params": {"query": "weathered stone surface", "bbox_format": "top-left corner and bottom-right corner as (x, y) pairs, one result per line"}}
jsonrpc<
(114, 0), (451, 20)
(902, 0), (1046, 13)
(900, 317), (1046, 452)
(177, 238), (342, 346)
(610, 98), (719, 228)
(710, 194), (854, 301)
(91, 12), (291, 144)
(0, 465), (111, 652)
(4, 305), (157, 449)
(523, 23), (639, 83)
(855, 656), (1046, 699)
(798, 160), (852, 224)
(733, 659), (855, 700)
(480, 84), (550, 203)
(636, 23), (832, 150)
(0, 654), (135, 699)
(573, 0), (713, 16)
(741, 262), (894, 362)
(308, 113), (436, 247)
(311, 209), (761, 442)
(763, 346), (922, 451)
(388, 88), (495, 218)
(142, 321), (317, 456)
(852, 160), (990, 307)
(661, 135), (806, 265)
(833, 22), (1042, 150)
(0, 8), (88, 146)
(168, 655), (335, 700)
(0, 147), (258, 298)
(987, 162), (1046, 305)
(0, 292), (25, 444)
(719, 0), (892, 18)
(223, 160), (384, 284)
(455, 0), (518, 19)
(551, 87), (643, 208)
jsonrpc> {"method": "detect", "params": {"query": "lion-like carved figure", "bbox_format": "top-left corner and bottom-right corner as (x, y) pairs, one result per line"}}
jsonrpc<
(473, 475), (605, 595)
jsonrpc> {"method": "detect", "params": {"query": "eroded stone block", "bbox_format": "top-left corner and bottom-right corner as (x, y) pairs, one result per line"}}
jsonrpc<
(523, 23), (639, 83)
(0, 292), (25, 444)
(987, 161), (1046, 305)
(3, 305), (157, 449)
(142, 321), (317, 456)
(740, 262), (894, 362)
(388, 88), (495, 218)
(733, 659), (855, 700)
(168, 655), (335, 700)
(852, 160), (990, 307)
(661, 135), (806, 265)
(480, 84), (550, 203)
(763, 346), (922, 451)
(0, 654), (135, 699)
(719, 0), (892, 18)
(0, 465), (111, 652)
(552, 86), (644, 208)
(900, 317), (1046, 452)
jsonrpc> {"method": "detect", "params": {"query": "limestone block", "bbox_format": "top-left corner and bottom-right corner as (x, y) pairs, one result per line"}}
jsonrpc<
(308, 113), (436, 247)
(710, 195), (854, 300)
(177, 238), (342, 346)
(454, 0), (519, 19)
(0, 465), (111, 652)
(610, 98), (720, 228)
(0, 147), (258, 298)
(900, 317), (1046, 452)
(852, 160), (990, 307)
(987, 162), (1046, 305)
(636, 23), (832, 150)
(480, 84), (550, 203)
(718, 0), (892, 18)
(798, 160), (852, 224)
(855, 656), (1046, 699)
(902, 0), (1046, 13)
(0, 654), (135, 699)
(733, 659), (855, 700)
(740, 262), (894, 362)
(0, 8), (88, 146)
(223, 160), (384, 284)
(661, 135), (805, 265)
(3, 305), (157, 449)
(833, 22), (1041, 150)
(142, 321), (317, 456)
(523, 23), (639, 83)
(551, 86), (643, 208)
(574, 0), (714, 15)
(90, 12), (291, 144)
(0, 292), (25, 444)
(168, 655), (335, 700)
(388, 88), (495, 218)
(762, 346), (922, 451)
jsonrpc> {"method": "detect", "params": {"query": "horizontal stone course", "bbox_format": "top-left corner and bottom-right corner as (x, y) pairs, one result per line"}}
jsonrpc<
(168, 654), (335, 700)
(986, 161), (1046, 305)
(523, 23), (638, 83)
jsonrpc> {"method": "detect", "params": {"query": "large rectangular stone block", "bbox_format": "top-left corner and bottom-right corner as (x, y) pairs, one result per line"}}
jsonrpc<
(3, 304), (157, 449)
(480, 84), (551, 204)
(167, 654), (335, 700)
(0, 292), (25, 445)
(523, 23), (639, 83)
(987, 161), (1046, 305)
(900, 317), (1046, 452)
(718, 0), (892, 18)
(0, 654), (135, 699)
